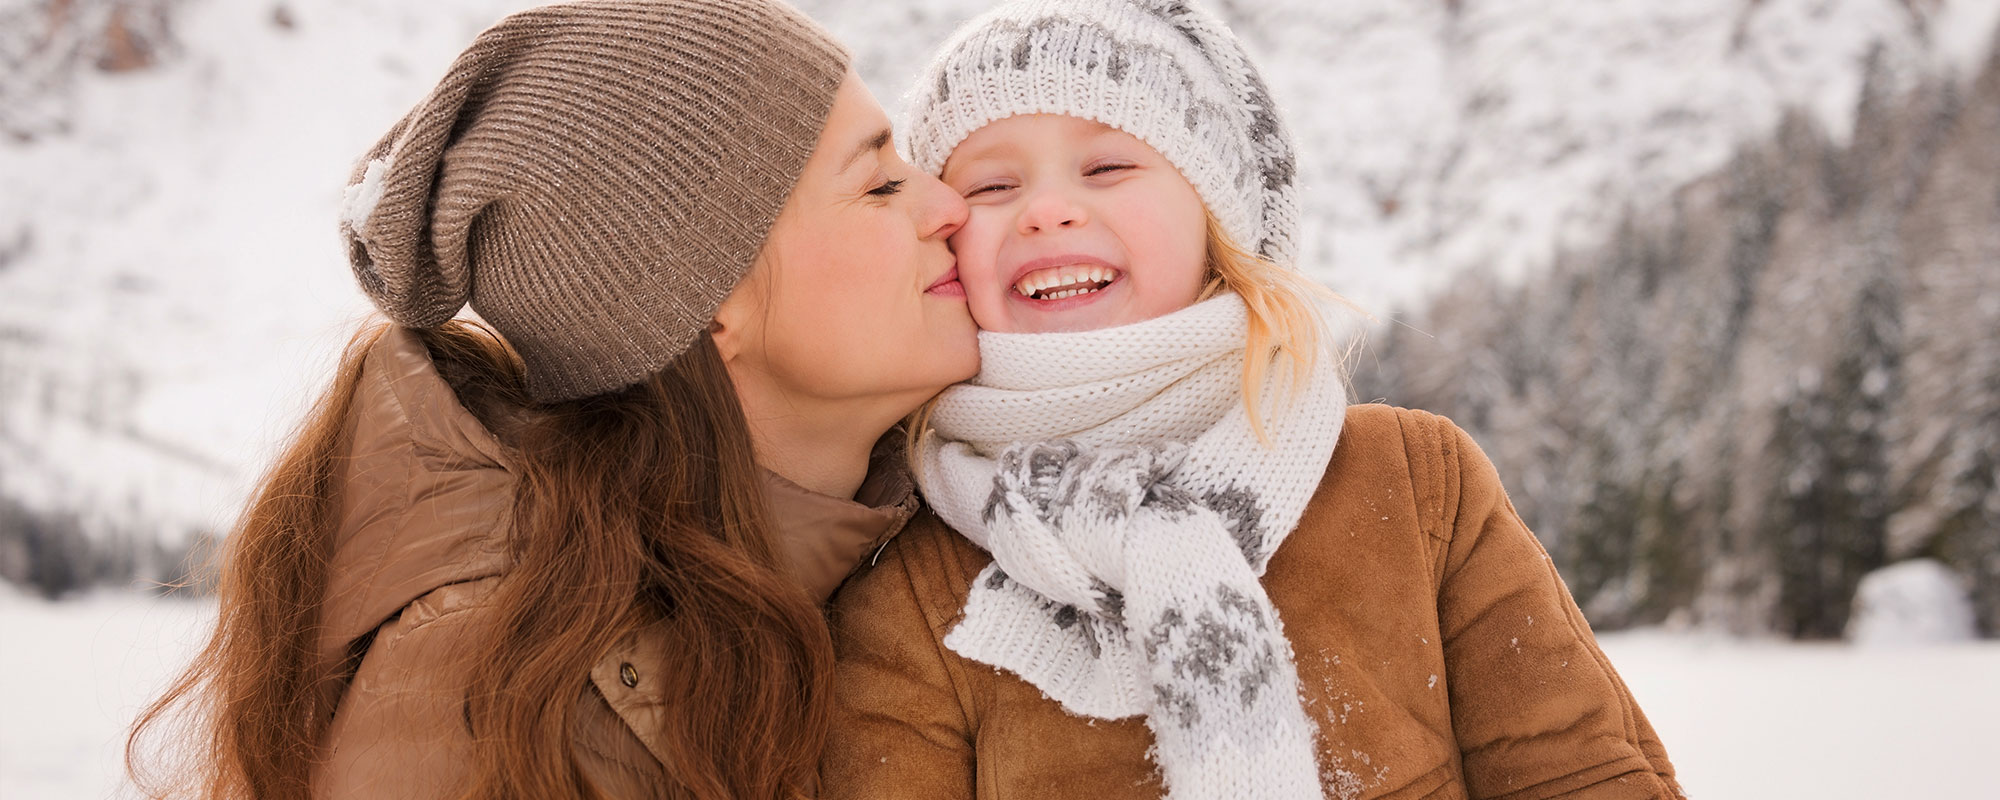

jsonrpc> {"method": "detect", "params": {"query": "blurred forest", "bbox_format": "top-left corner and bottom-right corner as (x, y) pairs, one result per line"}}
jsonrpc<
(2, 0), (203, 595)
(1365, 41), (2000, 638)
(3, 0), (1997, 644)
(2, 0), (180, 140)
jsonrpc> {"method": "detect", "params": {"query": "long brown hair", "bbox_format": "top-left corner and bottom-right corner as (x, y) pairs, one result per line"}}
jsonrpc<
(129, 319), (830, 800)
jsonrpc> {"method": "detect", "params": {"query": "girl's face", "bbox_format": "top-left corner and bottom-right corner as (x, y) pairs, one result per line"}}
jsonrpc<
(941, 114), (1209, 333)
(714, 72), (978, 420)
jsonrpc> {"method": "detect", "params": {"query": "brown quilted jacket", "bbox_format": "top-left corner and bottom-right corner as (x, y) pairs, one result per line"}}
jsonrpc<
(308, 327), (917, 798)
(822, 404), (1683, 800)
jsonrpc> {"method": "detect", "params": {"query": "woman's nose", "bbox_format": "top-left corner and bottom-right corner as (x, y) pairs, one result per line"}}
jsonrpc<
(1018, 185), (1088, 234)
(916, 172), (969, 241)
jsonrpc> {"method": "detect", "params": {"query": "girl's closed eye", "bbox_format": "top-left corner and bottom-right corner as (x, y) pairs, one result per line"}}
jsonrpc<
(964, 180), (1015, 198)
(1085, 161), (1134, 177)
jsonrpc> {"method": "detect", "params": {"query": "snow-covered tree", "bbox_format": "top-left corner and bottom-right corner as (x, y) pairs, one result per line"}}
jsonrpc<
(1364, 29), (1998, 637)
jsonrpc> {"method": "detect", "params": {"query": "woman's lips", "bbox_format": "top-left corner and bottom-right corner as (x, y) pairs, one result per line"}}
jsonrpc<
(925, 266), (966, 299)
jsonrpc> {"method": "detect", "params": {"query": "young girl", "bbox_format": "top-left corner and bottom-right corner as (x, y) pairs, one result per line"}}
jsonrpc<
(822, 1), (1682, 799)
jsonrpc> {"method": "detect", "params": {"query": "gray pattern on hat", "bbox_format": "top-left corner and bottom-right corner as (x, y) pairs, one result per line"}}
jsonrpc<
(908, 0), (1300, 264)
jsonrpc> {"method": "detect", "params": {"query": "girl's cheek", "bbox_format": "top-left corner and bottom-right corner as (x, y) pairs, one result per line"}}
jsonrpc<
(965, 270), (1008, 309)
(951, 223), (1003, 283)
(946, 222), (976, 258)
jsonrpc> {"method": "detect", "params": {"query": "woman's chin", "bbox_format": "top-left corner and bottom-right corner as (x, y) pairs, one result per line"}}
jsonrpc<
(923, 327), (983, 384)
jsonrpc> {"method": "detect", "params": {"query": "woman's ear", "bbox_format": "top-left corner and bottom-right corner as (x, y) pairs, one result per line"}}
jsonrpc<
(709, 298), (745, 364)
(709, 270), (765, 365)
(710, 253), (776, 365)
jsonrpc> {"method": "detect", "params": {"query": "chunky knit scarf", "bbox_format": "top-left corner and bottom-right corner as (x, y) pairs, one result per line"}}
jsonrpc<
(920, 295), (1347, 799)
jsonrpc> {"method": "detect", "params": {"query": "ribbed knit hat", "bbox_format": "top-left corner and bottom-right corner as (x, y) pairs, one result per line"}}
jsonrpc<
(338, 0), (848, 402)
(907, 0), (1299, 267)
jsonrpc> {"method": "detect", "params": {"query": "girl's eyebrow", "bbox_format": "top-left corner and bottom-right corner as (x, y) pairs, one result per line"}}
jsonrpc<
(953, 135), (1033, 166)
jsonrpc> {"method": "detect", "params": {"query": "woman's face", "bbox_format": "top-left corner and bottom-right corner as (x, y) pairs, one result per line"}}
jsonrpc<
(940, 114), (1210, 333)
(714, 72), (977, 421)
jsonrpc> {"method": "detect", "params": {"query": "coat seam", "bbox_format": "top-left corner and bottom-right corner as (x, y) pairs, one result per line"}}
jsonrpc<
(1576, 621), (1655, 766)
(1440, 422), (1672, 795)
(341, 342), (426, 651)
(1397, 408), (1454, 596)
(573, 681), (659, 784)
(900, 530), (981, 743)
(370, 580), (496, 649)
(1385, 759), (1460, 799)
(1479, 753), (1667, 800)
(1522, 494), (1653, 758)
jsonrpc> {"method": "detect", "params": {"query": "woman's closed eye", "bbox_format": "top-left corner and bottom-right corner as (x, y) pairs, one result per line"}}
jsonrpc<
(865, 178), (906, 197)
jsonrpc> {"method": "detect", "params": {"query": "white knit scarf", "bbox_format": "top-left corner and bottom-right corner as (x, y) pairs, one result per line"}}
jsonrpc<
(920, 294), (1347, 799)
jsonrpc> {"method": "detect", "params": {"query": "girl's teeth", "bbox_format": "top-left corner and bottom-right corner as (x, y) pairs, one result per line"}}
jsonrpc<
(1014, 264), (1117, 299)
(1041, 284), (1105, 301)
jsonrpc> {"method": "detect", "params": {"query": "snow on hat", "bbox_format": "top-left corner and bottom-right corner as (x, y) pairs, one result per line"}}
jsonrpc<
(339, 0), (848, 403)
(906, 0), (1300, 266)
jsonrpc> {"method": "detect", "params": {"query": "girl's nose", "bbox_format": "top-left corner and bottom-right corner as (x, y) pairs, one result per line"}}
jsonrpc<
(1018, 186), (1088, 234)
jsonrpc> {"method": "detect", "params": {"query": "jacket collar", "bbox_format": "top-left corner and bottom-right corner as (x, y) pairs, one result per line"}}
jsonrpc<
(761, 432), (920, 603)
(319, 326), (516, 665)
(596, 438), (920, 769)
(319, 327), (920, 663)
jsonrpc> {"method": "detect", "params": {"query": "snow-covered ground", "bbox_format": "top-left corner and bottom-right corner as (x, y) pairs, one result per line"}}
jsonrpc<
(0, 589), (213, 800)
(1608, 630), (2000, 799)
(3, 591), (1996, 799)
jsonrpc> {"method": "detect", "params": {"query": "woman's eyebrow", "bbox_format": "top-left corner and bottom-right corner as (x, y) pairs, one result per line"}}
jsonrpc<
(840, 129), (893, 173)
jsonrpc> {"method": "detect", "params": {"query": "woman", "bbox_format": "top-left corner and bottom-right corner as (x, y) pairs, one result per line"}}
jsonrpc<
(127, 1), (974, 798)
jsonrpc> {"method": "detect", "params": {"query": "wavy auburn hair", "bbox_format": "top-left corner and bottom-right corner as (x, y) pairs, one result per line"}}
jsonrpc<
(129, 319), (830, 800)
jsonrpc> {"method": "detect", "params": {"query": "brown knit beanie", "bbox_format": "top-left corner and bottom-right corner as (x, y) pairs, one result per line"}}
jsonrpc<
(337, 0), (849, 402)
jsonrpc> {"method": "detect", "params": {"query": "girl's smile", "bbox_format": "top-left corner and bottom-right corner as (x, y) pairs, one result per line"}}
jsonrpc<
(941, 114), (1209, 333)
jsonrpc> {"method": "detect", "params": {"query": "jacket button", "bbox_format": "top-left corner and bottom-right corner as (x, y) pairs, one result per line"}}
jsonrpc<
(618, 663), (639, 688)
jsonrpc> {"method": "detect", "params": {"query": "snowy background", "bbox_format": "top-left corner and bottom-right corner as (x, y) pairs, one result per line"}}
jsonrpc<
(4, 0), (2000, 796)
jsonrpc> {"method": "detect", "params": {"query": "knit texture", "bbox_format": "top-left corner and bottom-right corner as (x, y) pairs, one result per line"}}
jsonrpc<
(906, 0), (1300, 265)
(920, 295), (1347, 799)
(338, 0), (848, 402)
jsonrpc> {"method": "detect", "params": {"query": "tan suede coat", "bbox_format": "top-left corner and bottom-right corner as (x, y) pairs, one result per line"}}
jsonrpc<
(309, 327), (916, 798)
(823, 404), (1682, 800)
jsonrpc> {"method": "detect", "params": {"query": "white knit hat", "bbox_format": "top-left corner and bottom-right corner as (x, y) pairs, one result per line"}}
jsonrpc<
(907, 0), (1300, 266)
